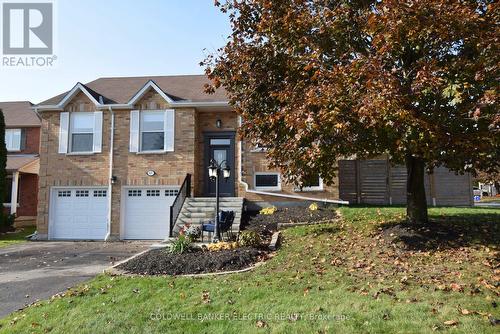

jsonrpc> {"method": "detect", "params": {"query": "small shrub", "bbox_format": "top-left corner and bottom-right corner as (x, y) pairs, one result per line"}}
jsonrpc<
(179, 224), (201, 242)
(169, 235), (191, 254)
(238, 231), (262, 247)
(309, 203), (319, 211)
(260, 206), (277, 215)
(206, 242), (239, 252)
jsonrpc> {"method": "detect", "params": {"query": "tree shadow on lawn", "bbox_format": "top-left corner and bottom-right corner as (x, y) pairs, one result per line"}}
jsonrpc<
(378, 209), (499, 252)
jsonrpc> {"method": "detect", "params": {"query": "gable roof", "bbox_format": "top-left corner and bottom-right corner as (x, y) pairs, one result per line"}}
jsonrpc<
(38, 75), (228, 108)
(0, 101), (40, 127)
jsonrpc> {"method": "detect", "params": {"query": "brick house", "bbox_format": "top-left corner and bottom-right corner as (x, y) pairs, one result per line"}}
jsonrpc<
(0, 101), (41, 226)
(33, 75), (472, 240)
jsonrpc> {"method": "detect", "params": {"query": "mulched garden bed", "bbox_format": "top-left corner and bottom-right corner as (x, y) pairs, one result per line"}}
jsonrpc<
(117, 247), (268, 276)
(242, 206), (338, 239)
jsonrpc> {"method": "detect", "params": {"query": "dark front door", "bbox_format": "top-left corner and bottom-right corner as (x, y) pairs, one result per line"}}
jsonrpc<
(204, 132), (236, 197)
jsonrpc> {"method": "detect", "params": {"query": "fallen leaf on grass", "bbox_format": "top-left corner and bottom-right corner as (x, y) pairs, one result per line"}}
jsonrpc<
(443, 320), (459, 326)
(256, 320), (268, 328)
(202, 290), (211, 304)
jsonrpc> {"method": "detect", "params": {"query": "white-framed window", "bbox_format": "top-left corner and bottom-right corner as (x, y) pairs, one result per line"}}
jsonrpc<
(129, 109), (175, 153)
(141, 111), (165, 152)
(296, 175), (324, 192)
(70, 113), (94, 153)
(254, 172), (281, 191)
(59, 111), (102, 154)
(5, 129), (22, 152)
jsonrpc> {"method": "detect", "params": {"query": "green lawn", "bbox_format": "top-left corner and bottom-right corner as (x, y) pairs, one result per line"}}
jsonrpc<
(0, 226), (35, 249)
(0, 207), (498, 334)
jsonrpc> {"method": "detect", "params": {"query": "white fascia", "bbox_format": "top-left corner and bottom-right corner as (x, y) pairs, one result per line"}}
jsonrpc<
(127, 80), (174, 105)
(58, 83), (103, 108)
(34, 82), (104, 111)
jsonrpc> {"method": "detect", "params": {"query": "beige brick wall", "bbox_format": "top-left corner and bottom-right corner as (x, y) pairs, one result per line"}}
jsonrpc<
(37, 89), (197, 239)
(37, 88), (340, 239)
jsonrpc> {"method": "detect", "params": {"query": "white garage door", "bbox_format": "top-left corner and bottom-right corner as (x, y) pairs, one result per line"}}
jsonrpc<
(123, 187), (178, 240)
(50, 188), (108, 240)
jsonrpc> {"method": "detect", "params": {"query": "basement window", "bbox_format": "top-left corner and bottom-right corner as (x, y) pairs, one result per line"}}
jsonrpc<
(296, 174), (324, 192)
(255, 172), (281, 191)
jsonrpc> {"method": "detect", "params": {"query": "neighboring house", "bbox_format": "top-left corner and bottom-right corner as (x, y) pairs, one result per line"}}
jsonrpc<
(33, 75), (472, 241)
(0, 101), (41, 226)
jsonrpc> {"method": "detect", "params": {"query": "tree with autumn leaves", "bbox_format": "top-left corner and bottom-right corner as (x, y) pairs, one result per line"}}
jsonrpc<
(204, 0), (499, 223)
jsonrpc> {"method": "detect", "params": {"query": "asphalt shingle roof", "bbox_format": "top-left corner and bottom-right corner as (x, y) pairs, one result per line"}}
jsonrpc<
(38, 75), (228, 106)
(0, 101), (40, 127)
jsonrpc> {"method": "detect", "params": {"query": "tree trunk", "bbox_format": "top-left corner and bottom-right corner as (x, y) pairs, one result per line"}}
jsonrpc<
(494, 181), (500, 196)
(406, 154), (428, 224)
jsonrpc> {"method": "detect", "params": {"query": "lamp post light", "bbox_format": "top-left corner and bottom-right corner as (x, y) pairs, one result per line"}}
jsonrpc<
(208, 159), (231, 242)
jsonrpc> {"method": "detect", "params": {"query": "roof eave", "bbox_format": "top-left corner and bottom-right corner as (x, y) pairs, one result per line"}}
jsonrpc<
(35, 101), (230, 111)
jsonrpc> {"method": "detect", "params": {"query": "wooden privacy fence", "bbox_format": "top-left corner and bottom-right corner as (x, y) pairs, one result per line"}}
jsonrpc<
(339, 160), (473, 206)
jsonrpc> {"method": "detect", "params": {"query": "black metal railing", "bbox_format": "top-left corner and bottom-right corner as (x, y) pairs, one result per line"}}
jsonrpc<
(169, 174), (192, 237)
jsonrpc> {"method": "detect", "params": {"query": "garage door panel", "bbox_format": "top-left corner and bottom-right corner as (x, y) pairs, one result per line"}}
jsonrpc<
(123, 187), (177, 240)
(50, 188), (108, 240)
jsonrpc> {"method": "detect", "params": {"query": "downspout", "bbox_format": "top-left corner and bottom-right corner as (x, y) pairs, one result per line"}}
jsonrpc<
(105, 107), (115, 241)
(237, 116), (349, 205)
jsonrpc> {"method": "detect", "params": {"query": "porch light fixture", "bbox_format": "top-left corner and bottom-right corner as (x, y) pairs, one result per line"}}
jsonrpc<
(208, 161), (218, 180)
(215, 119), (222, 128)
(111, 176), (117, 184)
(207, 158), (231, 242)
(222, 165), (231, 179)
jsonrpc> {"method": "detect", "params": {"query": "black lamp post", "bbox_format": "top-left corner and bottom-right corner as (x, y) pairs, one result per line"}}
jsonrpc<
(208, 159), (231, 242)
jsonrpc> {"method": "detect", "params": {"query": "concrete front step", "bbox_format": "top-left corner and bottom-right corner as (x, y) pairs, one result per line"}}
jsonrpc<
(187, 202), (244, 207)
(180, 212), (243, 219)
(189, 197), (244, 202)
(172, 197), (245, 238)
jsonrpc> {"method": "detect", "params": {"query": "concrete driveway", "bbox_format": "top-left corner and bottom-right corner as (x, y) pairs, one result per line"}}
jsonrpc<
(0, 241), (151, 318)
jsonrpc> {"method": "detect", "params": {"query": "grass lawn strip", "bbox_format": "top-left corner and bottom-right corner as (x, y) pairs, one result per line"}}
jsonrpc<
(0, 207), (498, 334)
(0, 226), (36, 249)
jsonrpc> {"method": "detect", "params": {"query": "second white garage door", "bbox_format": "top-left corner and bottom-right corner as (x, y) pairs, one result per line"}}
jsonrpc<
(123, 187), (179, 240)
